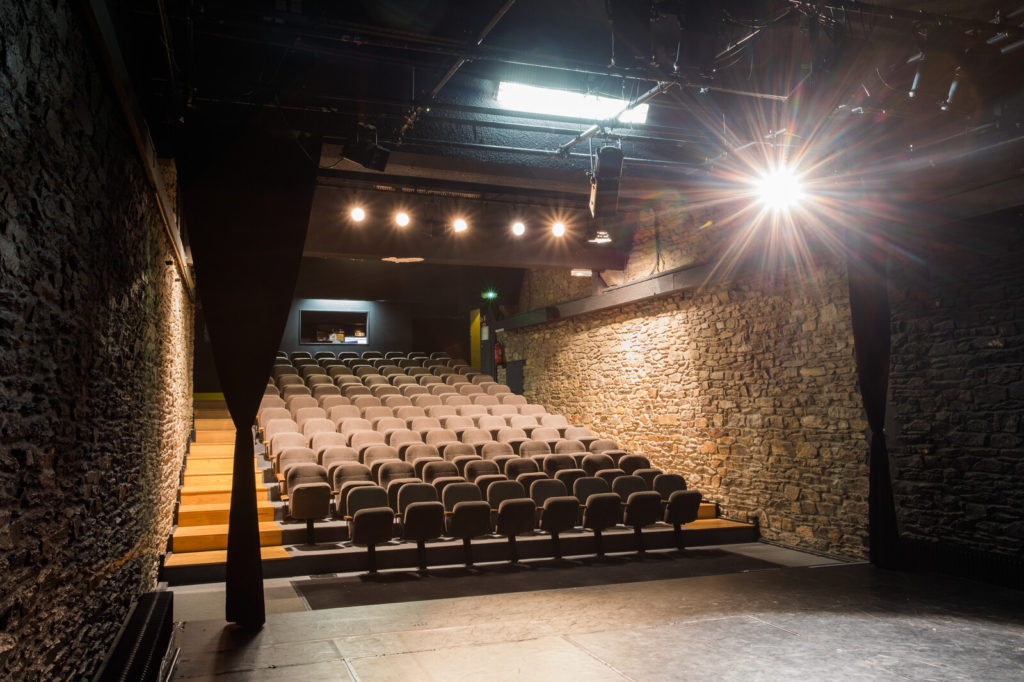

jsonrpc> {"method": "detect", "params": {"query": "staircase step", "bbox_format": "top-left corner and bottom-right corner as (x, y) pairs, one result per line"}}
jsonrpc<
(195, 418), (234, 430)
(178, 501), (276, 526)
(189, 443), (237, 458)
(183, 472), (265, 487)
(163, 545), (291, 568)
(195, 429), (237, 444)
(172, 521), (283, 552)
(180, 485), (268, 505)
(184, 459), (238, 475)
(698, 503), (717, 520)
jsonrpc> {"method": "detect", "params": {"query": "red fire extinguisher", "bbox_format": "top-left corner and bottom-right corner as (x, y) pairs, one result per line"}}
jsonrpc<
(494, 340), (505, 366)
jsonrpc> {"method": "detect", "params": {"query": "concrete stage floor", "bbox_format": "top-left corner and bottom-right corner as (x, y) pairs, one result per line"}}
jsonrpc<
(170, 542), (1024, 680)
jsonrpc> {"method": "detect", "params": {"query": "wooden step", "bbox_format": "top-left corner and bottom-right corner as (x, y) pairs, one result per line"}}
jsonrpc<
(189, 443), (237, 458)
(195, 418), (234, 430)
(184, 459), (237, 475)
(180, 485), (269, 505)
(183, 472), (265, 487)
(177, 501), (276, 526)
(163, 545), (291, 568)
(172, 521), (283, 552)
(698, 503), (717, 520)
(195, 429), (236, 444)
(683, 518), (751, 530)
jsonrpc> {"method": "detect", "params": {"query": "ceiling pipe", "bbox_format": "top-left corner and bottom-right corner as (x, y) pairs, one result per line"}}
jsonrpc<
(554, 81), (677, 157)
(791, 0), (1024, 39)
(396, 0), (517, 142)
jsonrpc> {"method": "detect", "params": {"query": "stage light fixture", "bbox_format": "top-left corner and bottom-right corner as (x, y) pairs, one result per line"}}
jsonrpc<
(342, 122), (390, 172)
(395, 212), (410, 227)
(453, 218), (468, 233)
(511, 221), (526, 236)
(552, 222), (566, 237)
(350, 207), (366, 222)
(589, 146), (625, 219)
(756, 166), (804, 211)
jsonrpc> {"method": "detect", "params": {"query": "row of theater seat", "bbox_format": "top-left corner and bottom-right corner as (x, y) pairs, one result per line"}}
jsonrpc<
(265, 350), (703, 571)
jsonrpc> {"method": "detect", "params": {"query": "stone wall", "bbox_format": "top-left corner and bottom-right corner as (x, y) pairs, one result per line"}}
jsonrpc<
(0, 3), (194, 679)
(888, 217), (1024, 558)
(500, 209), (869, 558)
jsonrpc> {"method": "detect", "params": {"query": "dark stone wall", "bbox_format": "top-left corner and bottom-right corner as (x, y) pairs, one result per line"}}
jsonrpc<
(0, 2), (194, 679)
(889, 214), (1024, 559)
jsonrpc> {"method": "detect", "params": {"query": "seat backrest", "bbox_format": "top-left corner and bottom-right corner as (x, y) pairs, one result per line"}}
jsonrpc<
(328, 365), (354, 378)
(410, 417), (442, 433)
(518, 403), (546, 415)
(480, 441), (514, 459)
(397, 482), (438, 513)
(425, 429), (459, 446)
(383, 395), (412, 408)
(425, 405), (456, 419)
(505, 457), (539, 477)
(443, 416), (474, 431)
(532, 426), (561, 442)
(618, 454), (651, 474)
(294, 403), (325, 425)
(307, 375), (333, 387)
(276, 375), (305, 389)
(388, 429), (421, 447)
(301, 418), (335, 438)
(488, 405), (518, 418)
(464, 459), (500, 481)
(279, 448), (318, 473)
(372, 416), (404, 432)
(353, 395), (383, 410)
(531, 478), (568, 506)
(422, 460), (459, 483)
(411, 394), (442, 408)
(329, 405), (362, 423)
(457, 383), (483, 396)
(612, 475), (647, 501)
(264, 418), (300, 441)
(487, 480), (527, 509)
(498, 394), (525, 405)
(497, 427), (528, 442)
(363, 444), (400, 468)
(287, 395), (318, 414)
(397, 407), (427, 423)
(428, 384), (456, 396)
(270, 432), (308, 460)
(286, 463), (328, 491)
(441, 394), (471, 406)
(456, 404), (487, 418)
(259, 407), (291, 425)
(441, 442), (476, 461)
(573, 476), (612, 504)
(543, 454), (576, 477)
(471, 395), (499, 406)
(477, 415), (506, 431)
(509, 415), (539, 430)
(564, 426), (595, 440)
(333, 462), (372, 488)
(582, 453), (616, 476)
(322, 446), (359, 471)
(460, 428), (491, 445)
(334, 374), (361, 385)
(554, 439), (586, 454)
(310, 431), (347, 456)
(319, 395), (349, 411)
(350, 430), (386, 451)
(540, 414), (569, 428)
(653, 473), (687, 499)
(442, 482), (482, 510)
(341, 384), (371, 398)
(519, 440), (552, 456)
(346, 485), (389, 516)
(282, 385), (312, 400)
(339, 417), (373, 436)
(404, 443), (441, 463)
(378, 461), (416, 487)
(485, 384), (512, 396)
(589, 438), (619, 453)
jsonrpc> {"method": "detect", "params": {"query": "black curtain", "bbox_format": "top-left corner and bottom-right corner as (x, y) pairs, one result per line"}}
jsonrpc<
(181, 113), (318, 628)
(847, 231), (901, 568)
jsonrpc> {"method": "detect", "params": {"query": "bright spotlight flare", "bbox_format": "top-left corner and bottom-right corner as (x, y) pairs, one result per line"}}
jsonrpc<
(756, 165), (805, 212)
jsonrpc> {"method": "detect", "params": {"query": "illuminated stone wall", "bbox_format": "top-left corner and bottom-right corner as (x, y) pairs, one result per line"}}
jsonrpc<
(501, 212), (870, 558)
(0, 3), (194, 678)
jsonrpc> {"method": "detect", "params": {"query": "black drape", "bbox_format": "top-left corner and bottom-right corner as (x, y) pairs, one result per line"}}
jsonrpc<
(181, 114), (318, 628)
(847, 231), (901, 568)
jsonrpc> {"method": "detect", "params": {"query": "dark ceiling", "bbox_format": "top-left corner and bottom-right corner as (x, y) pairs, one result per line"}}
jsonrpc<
(113, 0), (1024, 305)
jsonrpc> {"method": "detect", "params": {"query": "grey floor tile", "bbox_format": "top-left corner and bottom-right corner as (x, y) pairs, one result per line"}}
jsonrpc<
(174, 659), (353, 681)
(174, 638), (342, 678)
(348, 635), (627, 682)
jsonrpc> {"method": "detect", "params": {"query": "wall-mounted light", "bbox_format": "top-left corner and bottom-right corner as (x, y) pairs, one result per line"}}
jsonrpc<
(552, 221), (566, 237)
(350, 207), (366, 222)
(453, 218), (468, 233)
(511, 221), (526, 236)
(395, 212), (410, 227)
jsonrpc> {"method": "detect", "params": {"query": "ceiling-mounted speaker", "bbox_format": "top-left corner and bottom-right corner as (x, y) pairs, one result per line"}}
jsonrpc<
(589, 146), (625, 219)
(343, 122), (390, 172)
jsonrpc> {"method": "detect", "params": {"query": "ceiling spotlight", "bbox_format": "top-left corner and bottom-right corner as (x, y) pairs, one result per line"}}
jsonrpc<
(350, 207), (366, 222)
(756, 166), (804, 211)
(453, 218), (468, 233)
(587, 229), (612, 244)
(552, 222), (566, 237)
(511, 221), (526, 236)
(395, 212), (410, 227)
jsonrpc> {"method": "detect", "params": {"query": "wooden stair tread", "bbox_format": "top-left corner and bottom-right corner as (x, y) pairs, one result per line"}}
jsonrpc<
(683, 518), (751, 530)
(179, 501), (275, 513)
(164, 546), (290, 568)
(195, 418), (234, 429)
(698, 503), (716, 520)
(172, 521), (283, 552)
